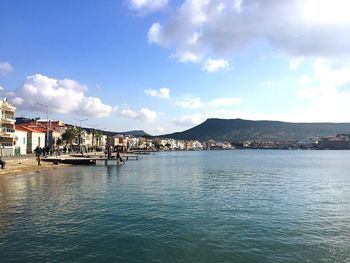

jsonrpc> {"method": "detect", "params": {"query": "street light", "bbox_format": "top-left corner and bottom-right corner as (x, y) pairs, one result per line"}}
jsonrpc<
(36, 103), (49, 148)
(74, 118), (88, 152)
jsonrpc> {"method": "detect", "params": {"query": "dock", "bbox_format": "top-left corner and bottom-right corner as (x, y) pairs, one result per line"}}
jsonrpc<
(43, 153), (140, 165)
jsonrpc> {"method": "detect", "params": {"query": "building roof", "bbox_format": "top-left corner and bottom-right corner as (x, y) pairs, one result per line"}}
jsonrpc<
(15, 125), (45, 133)
(15, 125), (29, 132)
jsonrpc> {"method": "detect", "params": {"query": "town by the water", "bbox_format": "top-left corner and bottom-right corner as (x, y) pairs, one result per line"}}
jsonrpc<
(1, 98), (349, 161)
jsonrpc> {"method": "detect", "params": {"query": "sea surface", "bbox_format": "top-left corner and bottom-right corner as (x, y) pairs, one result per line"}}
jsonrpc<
(0, 150), (350, 262)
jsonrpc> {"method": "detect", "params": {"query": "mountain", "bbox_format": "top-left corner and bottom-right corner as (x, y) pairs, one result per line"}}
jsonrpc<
(114, 130), (151, 137)
(82, 128), (150, 137)
(162, 118), (350, 141)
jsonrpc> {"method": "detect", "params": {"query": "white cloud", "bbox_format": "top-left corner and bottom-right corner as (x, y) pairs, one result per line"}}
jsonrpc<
(175, 97), (203, 109)
(261, 80), (275, 88)
(201, 58), (230, 72)
(148, 0), (350, 65)
(144, 87), (170, 98)
(289, 57), (304, 71)
(1, 74), (114, 117)
(209, 97), (242, 107)
(174, 51), (202, 63)
(155, 127), (165, 133)
(118, 106), (158, 121)
(128, 0), (168, 14)
(173, 113), (206, 126)
(0, 62), (14, 75)
(298, 74), (312, 86)
(173, 96), (242, 109)
(148, 23), (163, 44)
(295, 58), (350, 121)
(173, 110), (272, 127)
(0, 86), (4, 91)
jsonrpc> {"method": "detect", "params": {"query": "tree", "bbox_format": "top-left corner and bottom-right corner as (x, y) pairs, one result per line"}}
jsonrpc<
(56, 138), (63, 146)
(90, 129), (100, 148)
(62, 127), (79, 148)
(95, 131), (103, 147)
(165, 143), (172, 150)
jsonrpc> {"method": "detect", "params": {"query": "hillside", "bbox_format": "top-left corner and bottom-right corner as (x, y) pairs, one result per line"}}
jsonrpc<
(115, 130), (151, 137)
(162, 118), (350, 142)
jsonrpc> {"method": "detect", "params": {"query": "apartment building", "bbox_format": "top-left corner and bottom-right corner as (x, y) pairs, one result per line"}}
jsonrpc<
(0, 98), (16, 156)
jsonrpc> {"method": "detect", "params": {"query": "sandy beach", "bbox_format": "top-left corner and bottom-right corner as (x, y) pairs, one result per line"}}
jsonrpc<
(0, 157), (70, 176)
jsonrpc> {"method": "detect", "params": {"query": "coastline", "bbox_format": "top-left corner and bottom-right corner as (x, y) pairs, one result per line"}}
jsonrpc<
(0, 157), (71, 176)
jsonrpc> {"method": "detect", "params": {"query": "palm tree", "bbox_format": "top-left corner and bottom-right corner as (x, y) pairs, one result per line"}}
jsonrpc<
(95, 131), (103, 148)
(62, 127), (79, 149)
(90, 129), (97, 148)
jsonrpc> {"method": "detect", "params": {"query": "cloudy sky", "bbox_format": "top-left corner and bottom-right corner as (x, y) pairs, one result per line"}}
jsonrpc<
(1, 0), (350, 134)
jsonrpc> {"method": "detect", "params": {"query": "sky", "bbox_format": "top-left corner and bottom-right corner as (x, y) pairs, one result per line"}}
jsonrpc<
(1, 0), (350, 135)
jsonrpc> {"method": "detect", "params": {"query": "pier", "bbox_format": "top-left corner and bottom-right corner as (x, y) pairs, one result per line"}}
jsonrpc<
(43, 153), (140, 165)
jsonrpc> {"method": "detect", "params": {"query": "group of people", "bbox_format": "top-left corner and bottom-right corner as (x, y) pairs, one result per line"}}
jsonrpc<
(34, 146), (51, 158)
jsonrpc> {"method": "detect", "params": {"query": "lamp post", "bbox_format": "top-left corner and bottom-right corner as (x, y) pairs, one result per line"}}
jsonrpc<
(74, 118), (88, 152)
(36, 103), (49, 148)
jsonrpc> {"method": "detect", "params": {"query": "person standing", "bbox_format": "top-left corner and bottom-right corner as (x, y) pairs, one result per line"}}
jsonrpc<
(34, 146), (42, 166)
(0, 157), (6, 169)
(117, 151), (125, 164)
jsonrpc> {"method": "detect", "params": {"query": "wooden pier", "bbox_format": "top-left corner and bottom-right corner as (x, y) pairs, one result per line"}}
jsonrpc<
(43, 153), (140, 166)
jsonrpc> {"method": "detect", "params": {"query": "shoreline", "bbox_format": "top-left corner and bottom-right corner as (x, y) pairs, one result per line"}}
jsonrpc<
(0, 157), (71, 176)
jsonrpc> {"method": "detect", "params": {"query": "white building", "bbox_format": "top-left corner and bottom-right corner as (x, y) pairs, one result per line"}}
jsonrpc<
(14, 125), (28, 155)
(0, 98), (16, 156)
(16, 125), (46, 153)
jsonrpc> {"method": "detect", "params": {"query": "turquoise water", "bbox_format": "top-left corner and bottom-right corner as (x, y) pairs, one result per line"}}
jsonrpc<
(1, 150), (350, 262)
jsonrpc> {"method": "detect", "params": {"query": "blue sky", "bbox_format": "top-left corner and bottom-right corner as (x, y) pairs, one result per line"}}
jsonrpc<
(1, 0), (350, 134)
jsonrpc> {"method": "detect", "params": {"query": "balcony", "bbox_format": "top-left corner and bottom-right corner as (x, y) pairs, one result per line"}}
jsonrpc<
(0, 127), (15, 137)
(1, 114), (15, 123)
(0, 142), (13, 147)
(2, 101), (16, 111)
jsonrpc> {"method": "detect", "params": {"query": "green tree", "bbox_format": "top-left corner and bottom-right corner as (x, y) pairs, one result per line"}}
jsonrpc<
(62, 127), (79, 148)
(95, 131), (103, 147)
(56, 138), (63, 146)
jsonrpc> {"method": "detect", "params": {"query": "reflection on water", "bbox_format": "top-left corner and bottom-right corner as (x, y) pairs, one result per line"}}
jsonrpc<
(0, 150), (350, 262)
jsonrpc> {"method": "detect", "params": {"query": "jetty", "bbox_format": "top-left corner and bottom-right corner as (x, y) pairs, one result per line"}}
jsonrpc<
(43, 153), (140, 166)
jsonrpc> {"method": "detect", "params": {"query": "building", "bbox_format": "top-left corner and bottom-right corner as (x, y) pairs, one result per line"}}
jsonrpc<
(318, 134), (350, 150)
(14, 125), (28, 155)
(20, 119), (66, 149)
(16, 125), (46, 153)
(0, 98), (16, 156)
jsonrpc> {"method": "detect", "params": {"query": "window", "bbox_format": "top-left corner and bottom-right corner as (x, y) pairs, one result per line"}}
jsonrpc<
(23, 137), (26, 144)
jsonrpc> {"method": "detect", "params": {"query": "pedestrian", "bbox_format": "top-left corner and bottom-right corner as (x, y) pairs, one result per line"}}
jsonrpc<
(117, 151), (125, 164)
(0, 157), (6, 169)
(107, 146), (112, 159)
(34, 145), (42, 157)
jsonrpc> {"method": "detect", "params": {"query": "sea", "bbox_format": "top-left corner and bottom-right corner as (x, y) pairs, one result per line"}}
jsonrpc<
(0, 150), (350, 262)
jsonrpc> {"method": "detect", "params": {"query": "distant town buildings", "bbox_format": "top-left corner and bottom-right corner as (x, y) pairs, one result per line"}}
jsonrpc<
(1, 97), (350, 156)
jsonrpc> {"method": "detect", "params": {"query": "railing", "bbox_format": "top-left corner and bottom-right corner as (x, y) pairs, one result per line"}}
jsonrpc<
(0, 127), (15, 133)
(1, 114), (15, 121)
(0, 142), (13, 147)
(2, 101), (16, 109)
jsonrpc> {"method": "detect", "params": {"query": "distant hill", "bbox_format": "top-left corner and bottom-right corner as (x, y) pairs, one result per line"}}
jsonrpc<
(83, 128), (150, 137)
(114, 130), (151, 137)
(162, 118), (350, 142)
